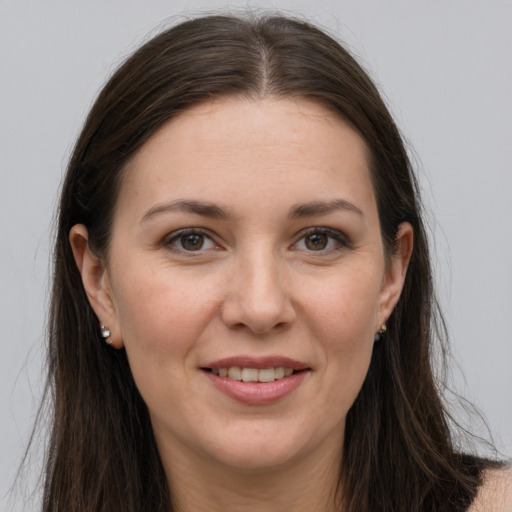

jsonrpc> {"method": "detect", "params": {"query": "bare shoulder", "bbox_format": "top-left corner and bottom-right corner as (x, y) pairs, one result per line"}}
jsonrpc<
(469, 466), (512, 512)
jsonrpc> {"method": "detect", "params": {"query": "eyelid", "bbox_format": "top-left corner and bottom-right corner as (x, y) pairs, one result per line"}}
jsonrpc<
(291, 227), (350, 252)
(162, 226), (349, 255)
(163, 228), (221, 253)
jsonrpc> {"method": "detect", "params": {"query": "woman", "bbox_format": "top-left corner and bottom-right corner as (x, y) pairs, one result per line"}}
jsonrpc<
(41, 13), (510, 512)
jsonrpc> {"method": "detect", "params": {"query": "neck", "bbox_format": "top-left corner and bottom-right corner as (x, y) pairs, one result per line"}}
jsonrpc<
(158, 437), (344, 512)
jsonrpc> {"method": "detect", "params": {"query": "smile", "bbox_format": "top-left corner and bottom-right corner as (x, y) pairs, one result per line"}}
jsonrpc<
(210, 367), (294, 382)
(202, 357), (310, 405)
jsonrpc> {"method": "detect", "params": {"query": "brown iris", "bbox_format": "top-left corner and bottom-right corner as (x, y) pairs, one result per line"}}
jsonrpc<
(180, 233), (204, 251)
(305, 232), (328, 250)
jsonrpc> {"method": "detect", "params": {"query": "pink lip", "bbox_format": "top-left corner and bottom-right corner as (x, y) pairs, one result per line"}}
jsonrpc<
(203, 370), (308, 405)
(203, 356), (309, 371)
(201, 356), (310, 405)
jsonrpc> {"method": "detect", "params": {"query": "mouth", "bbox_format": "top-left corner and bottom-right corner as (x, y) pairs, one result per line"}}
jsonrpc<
(202, 366), (305, 383)
(201, 357), (311, 404)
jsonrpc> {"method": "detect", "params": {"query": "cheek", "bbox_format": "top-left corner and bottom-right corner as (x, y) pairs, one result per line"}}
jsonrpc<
(305, 267), (382, 340)
(110, 265), (224, 415)
(111, 263), (221, 356)
(304, 270), (381, 399)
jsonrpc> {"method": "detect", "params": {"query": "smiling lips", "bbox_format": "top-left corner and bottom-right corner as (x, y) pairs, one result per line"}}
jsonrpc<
(202, 357), (310, 405)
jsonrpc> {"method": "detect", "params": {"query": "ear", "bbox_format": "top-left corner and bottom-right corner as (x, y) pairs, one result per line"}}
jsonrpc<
(377, 222), (414, 328)
(69, 224), (123, 348)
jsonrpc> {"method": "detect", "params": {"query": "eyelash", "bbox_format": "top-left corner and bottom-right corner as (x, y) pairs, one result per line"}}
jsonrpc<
(163, 227), (350, 255)
(292, 227), (350, 254)
(164, 228), (219, 254)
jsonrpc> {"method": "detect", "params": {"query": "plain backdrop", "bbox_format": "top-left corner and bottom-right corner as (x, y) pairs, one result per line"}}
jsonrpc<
(1, 0), (511, 509)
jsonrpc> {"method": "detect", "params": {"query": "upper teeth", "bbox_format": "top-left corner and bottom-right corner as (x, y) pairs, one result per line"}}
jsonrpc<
(212, 367), (294, 382)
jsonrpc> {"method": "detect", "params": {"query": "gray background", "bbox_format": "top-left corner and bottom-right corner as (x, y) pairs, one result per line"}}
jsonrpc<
(1, 0), (511, 509)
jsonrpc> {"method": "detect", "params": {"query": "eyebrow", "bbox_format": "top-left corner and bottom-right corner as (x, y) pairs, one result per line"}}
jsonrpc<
(288, 199), (364, 219)
(140, 197), (364, 223)
(141, 199), (229, 222)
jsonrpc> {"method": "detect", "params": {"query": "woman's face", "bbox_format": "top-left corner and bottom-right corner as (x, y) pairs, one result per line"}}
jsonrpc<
(74, 97), (411, 474)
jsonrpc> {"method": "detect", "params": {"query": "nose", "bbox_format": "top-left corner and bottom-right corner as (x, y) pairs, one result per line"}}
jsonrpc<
(220, 248), (296, 334)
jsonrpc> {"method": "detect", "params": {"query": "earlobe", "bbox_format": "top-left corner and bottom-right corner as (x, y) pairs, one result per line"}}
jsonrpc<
(377, 222), (414, 326)
(69, 224), (123, 348)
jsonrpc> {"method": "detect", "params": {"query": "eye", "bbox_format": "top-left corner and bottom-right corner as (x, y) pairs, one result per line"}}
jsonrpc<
(293, 228), (347, 253)
(165, 229), (218, 253)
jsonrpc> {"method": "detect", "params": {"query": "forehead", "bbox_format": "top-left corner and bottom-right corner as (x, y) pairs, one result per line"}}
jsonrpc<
(117, 97), (376, 222)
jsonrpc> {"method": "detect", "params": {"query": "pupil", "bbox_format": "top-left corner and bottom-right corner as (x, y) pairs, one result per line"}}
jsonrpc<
(181, 233), (204, 250)
(306, 233), (327, 250)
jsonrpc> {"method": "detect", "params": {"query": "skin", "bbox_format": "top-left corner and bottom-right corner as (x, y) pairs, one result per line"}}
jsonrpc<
(71, 97), (414, 511)
(469, 468), (512, 512)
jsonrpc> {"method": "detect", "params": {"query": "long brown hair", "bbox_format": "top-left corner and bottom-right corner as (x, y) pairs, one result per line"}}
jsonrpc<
(40, 13), (496, 511)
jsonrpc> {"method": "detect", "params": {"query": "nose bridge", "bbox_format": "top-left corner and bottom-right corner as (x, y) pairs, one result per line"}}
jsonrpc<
(244, 245), (282, 305)
(221, 241), (295, 333)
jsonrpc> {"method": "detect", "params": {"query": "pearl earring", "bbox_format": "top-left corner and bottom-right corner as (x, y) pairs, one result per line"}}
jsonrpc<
(100, 324), (112, 344)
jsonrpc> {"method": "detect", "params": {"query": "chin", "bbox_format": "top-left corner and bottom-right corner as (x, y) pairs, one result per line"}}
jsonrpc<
(208, 441), (305, 473)
(197, 419), (339, 474)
